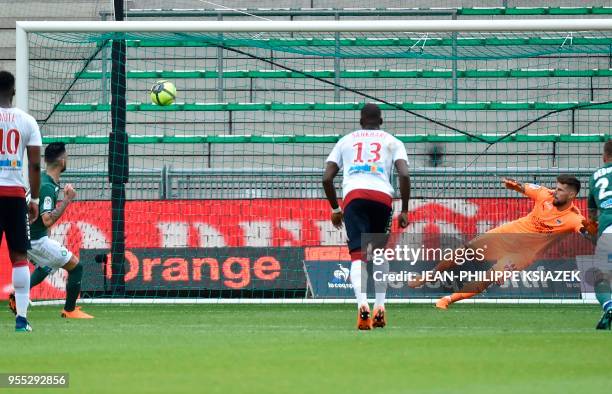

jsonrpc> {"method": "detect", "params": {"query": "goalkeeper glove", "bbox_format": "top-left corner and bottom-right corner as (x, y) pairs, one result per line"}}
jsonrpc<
(503, 178), (523, 193)
(581, 219), (598, 237)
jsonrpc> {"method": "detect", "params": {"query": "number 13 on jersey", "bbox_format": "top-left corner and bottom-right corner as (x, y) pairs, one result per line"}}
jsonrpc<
(353, 142), (381, 163)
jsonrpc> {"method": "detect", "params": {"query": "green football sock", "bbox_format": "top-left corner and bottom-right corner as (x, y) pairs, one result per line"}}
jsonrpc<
(30, 267), (49, 288)
(594, 279), (612, 311)
(64, 264), (83, 312)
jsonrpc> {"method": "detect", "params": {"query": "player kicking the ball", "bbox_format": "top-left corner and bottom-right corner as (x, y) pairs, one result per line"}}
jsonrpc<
(9, 142), (93, 319)
(323, 103), (410, 330)
(409, 175), (593, 309)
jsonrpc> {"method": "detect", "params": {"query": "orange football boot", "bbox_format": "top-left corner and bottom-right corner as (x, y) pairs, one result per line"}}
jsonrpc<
(357, 304), (373, 330)
(435, 296), (452, 310)
(372, 306), (386, 328)
(8, 292), (16, 315)
(61, 306), (94, 319)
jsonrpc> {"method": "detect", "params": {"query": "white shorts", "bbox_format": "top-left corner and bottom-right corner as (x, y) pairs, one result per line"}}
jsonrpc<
(27, 236), (73, 273)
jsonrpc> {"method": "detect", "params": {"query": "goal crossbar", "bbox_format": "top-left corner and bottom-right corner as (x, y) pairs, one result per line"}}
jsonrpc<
(16, 19), (612, 33)
(15, 18), (612, 112)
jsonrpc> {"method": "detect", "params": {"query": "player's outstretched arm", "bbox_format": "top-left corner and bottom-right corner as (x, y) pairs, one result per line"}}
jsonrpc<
(322, 162), (343, 229)
(395, 159), (410, 228)
(502, 177), (525, 194)
(41, 184), (76, 228)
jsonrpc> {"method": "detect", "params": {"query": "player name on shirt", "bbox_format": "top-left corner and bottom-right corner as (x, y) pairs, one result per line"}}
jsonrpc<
(351, 130), (388, 139)
(593, 166), (612, 181)
(0, 112), (15, 123)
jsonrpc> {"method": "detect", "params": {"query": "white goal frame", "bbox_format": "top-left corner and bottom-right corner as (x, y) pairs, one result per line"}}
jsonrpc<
(17, 19), (610, 305)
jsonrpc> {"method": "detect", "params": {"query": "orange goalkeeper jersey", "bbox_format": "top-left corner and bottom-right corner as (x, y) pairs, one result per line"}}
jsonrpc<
(490, 183), (585, 235)
(469, 184), (586, 266)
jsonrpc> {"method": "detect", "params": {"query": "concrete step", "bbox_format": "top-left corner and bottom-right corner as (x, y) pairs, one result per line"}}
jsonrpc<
(0, 1), (104, 18)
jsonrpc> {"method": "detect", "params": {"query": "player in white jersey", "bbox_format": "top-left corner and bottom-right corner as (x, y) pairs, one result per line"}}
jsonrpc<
(0, 70), (42, 332)
(323, 103), (410, 330)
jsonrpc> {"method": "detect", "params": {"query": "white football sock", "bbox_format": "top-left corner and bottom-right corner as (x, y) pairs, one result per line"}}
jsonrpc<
(350, 259), (368, 306)
(375, 293), (386, 309)
(373, 258), (388, 309)
(12, 266), (30, 318)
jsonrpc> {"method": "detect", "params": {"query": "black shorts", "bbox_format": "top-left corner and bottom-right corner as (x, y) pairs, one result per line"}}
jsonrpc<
(0, 197), (31, 253)
(344, 198), (392, 254)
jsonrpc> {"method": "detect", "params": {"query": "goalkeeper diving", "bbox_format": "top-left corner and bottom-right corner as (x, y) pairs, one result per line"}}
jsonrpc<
(409, 175), (596, 309)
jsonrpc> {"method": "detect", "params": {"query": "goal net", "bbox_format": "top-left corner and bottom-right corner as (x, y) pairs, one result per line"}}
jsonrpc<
(12, 20), (610, 303)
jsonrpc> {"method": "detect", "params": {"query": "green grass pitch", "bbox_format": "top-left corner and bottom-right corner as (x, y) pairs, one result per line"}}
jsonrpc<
(1, 304), (610, 394)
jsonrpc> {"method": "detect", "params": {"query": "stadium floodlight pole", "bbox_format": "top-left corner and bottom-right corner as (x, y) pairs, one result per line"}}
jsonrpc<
(14, 18), (612, 33)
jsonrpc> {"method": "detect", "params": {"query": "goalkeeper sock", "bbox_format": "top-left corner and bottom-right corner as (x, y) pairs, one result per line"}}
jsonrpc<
(450, 292), (478, 303)
(449, 281), (491, 304)
(64, 264), (83, 312)
(350, 260), (368, 306)
(595, 279), (612, 311)
(12, 264), (30, 318)
(30, 267), (49, 288)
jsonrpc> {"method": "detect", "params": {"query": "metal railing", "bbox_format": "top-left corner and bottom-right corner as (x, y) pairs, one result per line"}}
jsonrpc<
(62, 169), (163, 201)
(61, 167), (594, 200)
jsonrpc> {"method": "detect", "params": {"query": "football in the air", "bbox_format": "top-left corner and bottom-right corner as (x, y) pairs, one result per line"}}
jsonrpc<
(150, 80), (176, 106)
